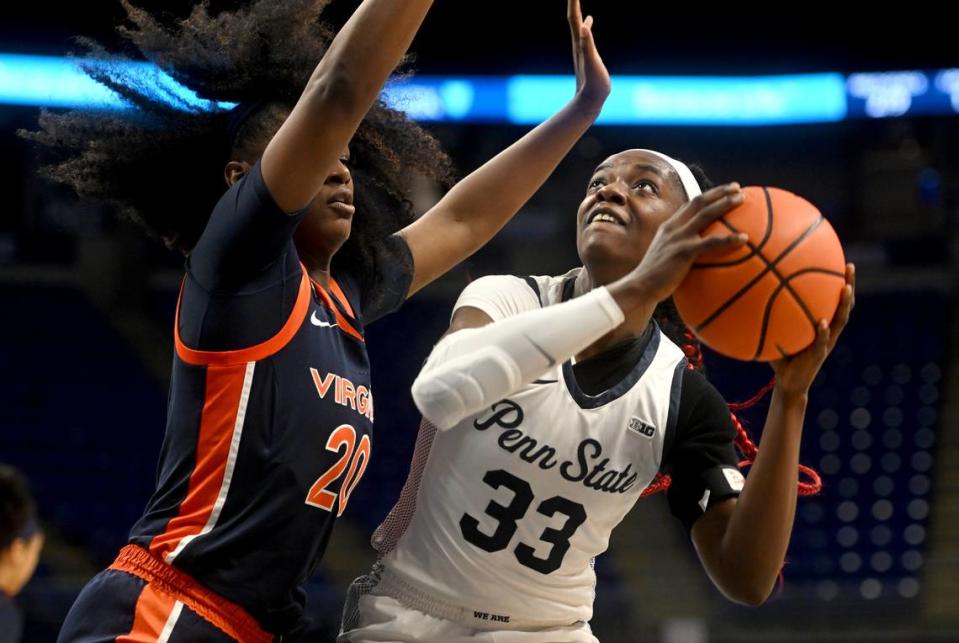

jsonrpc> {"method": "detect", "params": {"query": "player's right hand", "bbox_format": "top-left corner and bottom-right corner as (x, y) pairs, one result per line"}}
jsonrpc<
(628, 183), (748, 304)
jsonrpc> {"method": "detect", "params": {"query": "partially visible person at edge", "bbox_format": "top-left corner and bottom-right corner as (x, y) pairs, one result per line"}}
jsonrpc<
(0, 465), (44, 643)
(21, 0), (611, 640)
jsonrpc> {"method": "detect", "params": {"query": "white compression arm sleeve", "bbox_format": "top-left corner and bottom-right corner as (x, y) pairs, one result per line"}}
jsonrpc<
(411, 286), (625, 430)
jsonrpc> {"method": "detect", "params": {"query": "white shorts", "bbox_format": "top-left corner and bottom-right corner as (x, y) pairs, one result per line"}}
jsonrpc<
(338, 572), (599, 643)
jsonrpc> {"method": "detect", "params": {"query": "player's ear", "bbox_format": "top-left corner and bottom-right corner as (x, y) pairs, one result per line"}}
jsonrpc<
(224, 161), (252, 187)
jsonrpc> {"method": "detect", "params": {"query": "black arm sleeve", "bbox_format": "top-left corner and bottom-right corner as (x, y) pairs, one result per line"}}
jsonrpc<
(664, 368), (745, 532)
(178, 160), (308, 352)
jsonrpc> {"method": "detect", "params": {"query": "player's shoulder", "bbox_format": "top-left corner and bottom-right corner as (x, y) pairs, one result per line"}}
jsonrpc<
(462, 274), (539, 297)
(652, 325), (688, 365)
(678, 366), (730, 409)
(466, 266), (591, 308)
(525, 267), (583, 307)
(454, 274), (544, 323)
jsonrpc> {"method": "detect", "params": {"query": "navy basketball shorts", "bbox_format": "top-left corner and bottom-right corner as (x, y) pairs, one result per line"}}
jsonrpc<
(57, 545), (273, 643)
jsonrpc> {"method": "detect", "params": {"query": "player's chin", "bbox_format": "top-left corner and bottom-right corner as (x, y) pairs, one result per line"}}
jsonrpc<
(296, 214), (353, 256)
(324, 218), (353, 246)
(579, 237), (641, 277)
(579, 230), (635, 262)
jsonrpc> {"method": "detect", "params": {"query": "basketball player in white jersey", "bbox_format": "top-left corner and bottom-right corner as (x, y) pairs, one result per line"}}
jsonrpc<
(339, 15), (857, 643)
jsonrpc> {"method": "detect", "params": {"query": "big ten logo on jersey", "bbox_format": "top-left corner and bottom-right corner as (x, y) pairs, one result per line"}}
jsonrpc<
(310, 368), (373, 422)
(627, 417), (655, 438)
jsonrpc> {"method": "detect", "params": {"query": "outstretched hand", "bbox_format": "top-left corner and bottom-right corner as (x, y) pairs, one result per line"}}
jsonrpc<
(568, 0), (610, 113)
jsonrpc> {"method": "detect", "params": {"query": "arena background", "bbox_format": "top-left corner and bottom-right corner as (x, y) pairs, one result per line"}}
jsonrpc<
(2, 1), (958, 641)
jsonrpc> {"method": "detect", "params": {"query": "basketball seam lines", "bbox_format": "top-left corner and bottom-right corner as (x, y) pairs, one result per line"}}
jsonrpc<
(694, 190), (826, 351)
(752, 267), (847, 360)
(747, 214), (827, 356)
(692, 188), (775, 268)
(694, 216), (821, 333)
(701, 214), (823, 339)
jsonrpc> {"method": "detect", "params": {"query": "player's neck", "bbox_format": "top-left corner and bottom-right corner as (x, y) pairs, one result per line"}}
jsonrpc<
(574, 267), (652, 361)
(575, 263), (629, 293)
(299, 250), (334, 289)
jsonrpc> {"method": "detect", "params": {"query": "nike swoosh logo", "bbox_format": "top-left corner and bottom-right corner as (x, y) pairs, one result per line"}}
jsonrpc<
(310, 311), (338, 329)
(532, 379), (558, 385)
(525, 335), (556, 367)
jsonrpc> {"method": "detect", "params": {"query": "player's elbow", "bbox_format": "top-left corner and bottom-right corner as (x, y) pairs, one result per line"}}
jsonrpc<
(411, 372), (470, 431)
(720, 577), (775, 607)
(304, 67), (364, 117)
(412, 344), (521, 430)
(728, 588), (770, 608)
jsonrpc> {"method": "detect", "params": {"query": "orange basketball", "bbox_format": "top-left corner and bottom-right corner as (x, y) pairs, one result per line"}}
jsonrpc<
(673, 186), (846, 362)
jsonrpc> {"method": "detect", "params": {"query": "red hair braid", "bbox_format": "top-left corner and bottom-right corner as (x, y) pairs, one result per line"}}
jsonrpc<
(641, 334), (822, 498)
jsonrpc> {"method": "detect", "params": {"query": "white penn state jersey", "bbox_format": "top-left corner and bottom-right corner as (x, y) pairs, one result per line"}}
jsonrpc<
(375, 269), (689, 627)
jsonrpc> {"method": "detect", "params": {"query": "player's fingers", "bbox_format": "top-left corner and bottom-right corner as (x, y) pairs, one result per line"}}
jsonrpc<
(682, 190), (745, 234)
(568, 0), (583, 31)
(692, 232), (748, 255)
(674, 183), (741, 227)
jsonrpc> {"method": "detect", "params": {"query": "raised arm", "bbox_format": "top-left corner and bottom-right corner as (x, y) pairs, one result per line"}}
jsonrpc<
(690, 265), (855, 605)
(400, 0), (612, 296)
(261, 0), (435, 213)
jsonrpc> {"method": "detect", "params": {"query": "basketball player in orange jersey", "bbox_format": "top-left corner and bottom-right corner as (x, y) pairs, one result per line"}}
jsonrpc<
(23, 0), (613, 640)
(341, 146), (855, 641)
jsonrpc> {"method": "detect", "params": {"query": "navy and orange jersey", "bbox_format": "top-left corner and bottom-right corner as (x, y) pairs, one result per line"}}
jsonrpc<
(126, 160), (412, 637)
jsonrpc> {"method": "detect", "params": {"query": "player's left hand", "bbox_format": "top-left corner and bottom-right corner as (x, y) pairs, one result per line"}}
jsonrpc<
(569, 0), (610, 114)
(770, 263), (856, 397)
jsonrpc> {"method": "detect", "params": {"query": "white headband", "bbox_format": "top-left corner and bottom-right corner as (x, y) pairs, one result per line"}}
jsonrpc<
(636, 149), (702, 200)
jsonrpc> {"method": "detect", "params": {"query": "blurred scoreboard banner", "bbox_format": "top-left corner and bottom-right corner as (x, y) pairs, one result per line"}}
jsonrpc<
(846, 70), (959, 119)
(1, 54), (958, 126)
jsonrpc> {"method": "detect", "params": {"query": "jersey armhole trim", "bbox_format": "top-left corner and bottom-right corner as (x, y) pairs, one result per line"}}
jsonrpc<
(327, 277), (357, 319)
(174, 268), (311, 366)
(311, 275), (365, 343)
(522, 276), (543, 308)
(661, 357), (689, 467)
